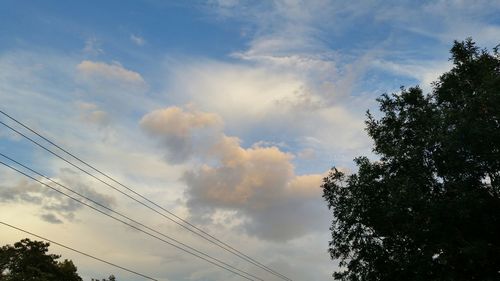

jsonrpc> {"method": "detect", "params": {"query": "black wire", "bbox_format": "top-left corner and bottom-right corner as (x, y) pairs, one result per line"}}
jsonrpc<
(0, 152), (264, 281)
(0, 158), (259, 281)
(0, 221), (159, 281)
(0, 110), (290, 281)
(0, 110), (292, 281)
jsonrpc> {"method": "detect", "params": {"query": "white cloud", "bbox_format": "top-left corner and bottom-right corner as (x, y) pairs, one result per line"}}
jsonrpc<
(75, 60), (149, 109)
(165, 58), (307, 122)
(209, 0), (500, 97)
(141, 106), (222, 139)
(130, 34), (146, 46)
(140, 106), (330, 241)
(184, 154), (328, 241)
(372, 0), (500, 47)
(4, 2), (497, 280)
(141, 106), (222, 163)
(83, 37), (104, 55)
(0, 51), (197, 279)
(371, 59), (453, 91)
(77, 60), (145, 85)
(297, 147), (316, 160)
(161, 54), (372, 171)
(0, 29), (339, 281)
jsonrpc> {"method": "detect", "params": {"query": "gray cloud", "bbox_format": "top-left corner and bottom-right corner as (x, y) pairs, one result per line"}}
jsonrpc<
(0, 168), (116, 224)
(0, 179), (43, 204)
(58, 168), (116, 209)
(40, 213), (63, 224)
(184, 155), (328, 241)
(141, 106), (329, 241)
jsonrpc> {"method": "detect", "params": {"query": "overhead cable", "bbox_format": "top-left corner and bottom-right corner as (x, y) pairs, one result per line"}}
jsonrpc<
(0, 109), (292, 281)
(0, 158), (260, 281)
(0, 221), (159, 281)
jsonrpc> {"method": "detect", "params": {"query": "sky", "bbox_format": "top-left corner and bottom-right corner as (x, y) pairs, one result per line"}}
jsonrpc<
(0, 1), (499, 281)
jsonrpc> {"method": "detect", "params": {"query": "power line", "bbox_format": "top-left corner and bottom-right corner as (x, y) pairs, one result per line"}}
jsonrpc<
(0, 152), (264, 281)
(0, 221), (159, 281)
(0, 109), (292, 281)
(0, 156), (262, 281)
(0, 109), (291, 281)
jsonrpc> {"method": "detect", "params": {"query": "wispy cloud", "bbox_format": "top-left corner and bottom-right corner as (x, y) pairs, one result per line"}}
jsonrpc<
(83, 37), (104, 55)
(77, 60), (145, 85)
(76, 101), (111, 128)
(130, 34), (146, 46)
(1, 1), (498, 280)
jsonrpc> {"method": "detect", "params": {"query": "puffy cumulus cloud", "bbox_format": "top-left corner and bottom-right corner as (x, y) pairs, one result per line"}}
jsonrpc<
(76, 60), (145, 85)
(0, 168), (116, 224)
(185, 144), (294, 207)
(162, 3), (378, 150)
(140, 106), (222, 163)
(162, 58), (361, 154)
(184, 143), (327, 241)
(140, 106), (329, 241)
(161, 57), (372, 173)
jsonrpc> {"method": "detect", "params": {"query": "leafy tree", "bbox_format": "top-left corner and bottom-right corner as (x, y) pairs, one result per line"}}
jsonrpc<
(322, 38), (500, 281)
(0, 238), (82, 281)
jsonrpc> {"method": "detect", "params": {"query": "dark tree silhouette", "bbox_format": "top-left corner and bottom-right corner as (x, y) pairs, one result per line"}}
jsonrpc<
(323, 38), (500, 280)
(92, 274), (116, 281)
(0, 238), (82, 281)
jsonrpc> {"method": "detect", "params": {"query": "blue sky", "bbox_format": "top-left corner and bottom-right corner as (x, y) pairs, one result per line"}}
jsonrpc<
(1, 1), (500, 281)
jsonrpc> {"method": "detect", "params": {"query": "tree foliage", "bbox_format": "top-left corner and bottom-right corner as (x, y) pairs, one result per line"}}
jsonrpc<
(322, 38), (500, 280)
(91, 274), (116, 281)
(0, 238), (82, 281)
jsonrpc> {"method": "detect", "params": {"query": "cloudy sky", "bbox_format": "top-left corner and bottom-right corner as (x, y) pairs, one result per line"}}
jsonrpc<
(0, 1), (499, 280)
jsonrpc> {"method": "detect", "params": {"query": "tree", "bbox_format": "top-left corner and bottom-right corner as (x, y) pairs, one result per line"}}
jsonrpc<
(92, 274), (117, 281)
(322, 38), (500, 281)
(0, 238), (82, 281)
